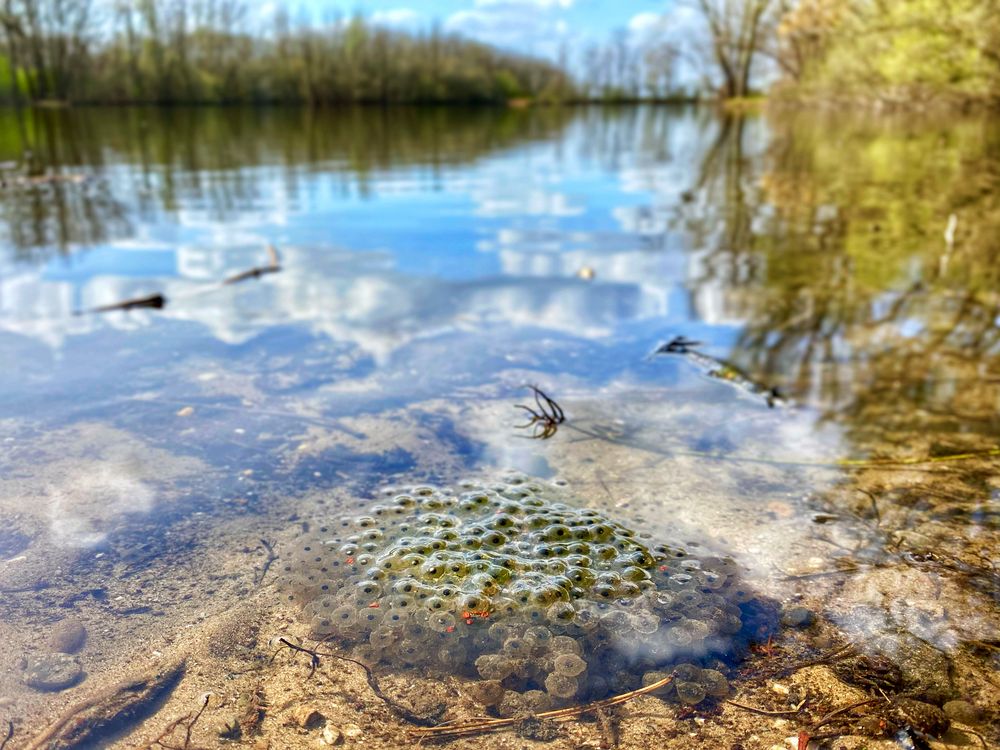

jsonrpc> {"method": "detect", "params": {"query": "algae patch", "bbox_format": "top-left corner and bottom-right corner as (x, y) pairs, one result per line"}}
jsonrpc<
(278, 475), (770, 710)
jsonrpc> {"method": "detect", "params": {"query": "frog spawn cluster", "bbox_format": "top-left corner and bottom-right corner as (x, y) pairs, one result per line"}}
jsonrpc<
(277, 477), (755, 710)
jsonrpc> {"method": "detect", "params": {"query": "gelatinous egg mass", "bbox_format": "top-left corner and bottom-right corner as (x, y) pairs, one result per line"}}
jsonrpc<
(277, 476), (755, 708)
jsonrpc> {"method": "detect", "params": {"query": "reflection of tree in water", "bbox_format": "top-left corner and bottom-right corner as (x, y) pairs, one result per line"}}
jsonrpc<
(0, 111), (133, 258)
(0, 105), (574, 256)
(677, 110), (1000, 448)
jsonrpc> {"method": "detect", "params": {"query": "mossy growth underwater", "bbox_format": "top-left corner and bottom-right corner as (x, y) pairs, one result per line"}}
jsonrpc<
(278, 475), (772, 713)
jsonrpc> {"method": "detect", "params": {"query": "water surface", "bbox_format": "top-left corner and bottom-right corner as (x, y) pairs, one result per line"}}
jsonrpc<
(1, 105), (998, 744)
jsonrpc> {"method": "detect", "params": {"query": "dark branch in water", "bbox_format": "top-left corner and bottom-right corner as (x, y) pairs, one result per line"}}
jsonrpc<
(650, 335), (785, 408)
(25, 661), (186, 750)
(77, 244), (283, 316)
(142, 692), (211, 750)
(410, 673), (675, 739)
(269, 637), (442, 726)
(514, 385), (565, 439)
(653, 335), (703, 355)
(253, 538), (278, 586)
(1, 721), (13, 750)
(79, 293), (167, 315)
(223, 244), (282, 285)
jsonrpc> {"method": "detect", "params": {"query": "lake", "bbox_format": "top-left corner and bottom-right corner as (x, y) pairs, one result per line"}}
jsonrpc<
(0, 105), (997, 748)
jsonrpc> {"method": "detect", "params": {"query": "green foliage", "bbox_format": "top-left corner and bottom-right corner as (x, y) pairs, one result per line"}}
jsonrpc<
(778, 0), (1000, 105)
(1, 10), (573, 105)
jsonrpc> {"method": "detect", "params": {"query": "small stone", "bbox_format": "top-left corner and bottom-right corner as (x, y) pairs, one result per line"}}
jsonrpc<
(22, 652), (83, 691)
(943, 699), (983, 726)
(216, 717), (242, 740)
(291, 706), (326, 730)
(48, 618), (87, 653)
(890, 698), (950, 736)
(321, 726), (342, 745)
(341, 724), (362, 739)
(780, 606), (815, 628)
(516, 717), (561, 741)
(176, 406), (194, 417)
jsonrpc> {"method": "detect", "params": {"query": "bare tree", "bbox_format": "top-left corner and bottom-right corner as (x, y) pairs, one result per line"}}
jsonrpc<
(693, 0), (774, 98)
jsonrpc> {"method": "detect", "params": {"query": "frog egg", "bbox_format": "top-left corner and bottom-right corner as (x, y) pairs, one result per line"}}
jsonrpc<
(640, 670), (675, 693)
(437, 642), (467, 667)
(572, 607), (599, 631)
(675, 680), (707, 705)
(524, 625), (553, 646)
(355, 580), (382, 598)
(586, 674), (609, 697)
(726, 582), (755, 604)
(310, 616), (336, 637)
(550, 635), (582, 655)
(553, 653), (587, 677)
(381, 609), (408, 628)
(369, 628), (397, 649)
(699, 669), (729, 697)
(522, 690), (553, 713)
(488, 621), (517, 641)
(476, 654), (512, 680)
(430, 611), (457, 633)
(672, 663), (701, 681)
(389, 595), (415, 610)
(544, 672), (578, 699)
(503, 636), (535, 658)
(600, 609), (630, 630)
(684, 619), (710, 640)
(666, 626), (694, 647)
(423, 596), (447, 612)
(630, 612), (660, 635)
(468, 680), (505, 706)
(357, 608), (381, 630)
(719, 613), (743, 634)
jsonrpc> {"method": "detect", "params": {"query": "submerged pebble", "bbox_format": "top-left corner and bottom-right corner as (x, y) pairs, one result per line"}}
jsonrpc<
(22, 652), (83, 691)
(942, 699), (983, 726)
(780, 605), (814, 628)
(48, 618), (87, 654)
(278, 475), (764, 705)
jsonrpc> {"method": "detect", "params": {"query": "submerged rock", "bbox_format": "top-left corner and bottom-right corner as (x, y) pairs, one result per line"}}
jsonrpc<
(22, 652), (84, 691)
(47, 618), (87, 654)
(278, 475), (770, 705)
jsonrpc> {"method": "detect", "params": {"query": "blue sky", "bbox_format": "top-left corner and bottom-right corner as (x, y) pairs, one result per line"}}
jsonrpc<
(272, 0), (690, 60)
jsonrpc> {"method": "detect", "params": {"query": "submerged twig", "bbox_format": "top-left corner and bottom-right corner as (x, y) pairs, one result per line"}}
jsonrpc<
(77, 244), (283, 316)
(809, 698), (878, 732)
(223, 244), (282, 285)
(514, 385), (565, 440)
(80, 292), (167, 315)
(25, 661), (186, 750)
(269, 637), (440, 727)
(1, 721), (13, 750)
(409, 674), (675, 739)
(725, 697), (807, 716)
(142, 693), (211, 750)
(253, 538), (278, 586)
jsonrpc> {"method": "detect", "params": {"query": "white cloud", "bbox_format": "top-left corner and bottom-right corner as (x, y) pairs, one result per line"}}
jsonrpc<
(475, 0), (573, 7)
(444, 0), (574, 58)
(628, 12), (664, 34)
(370, 8), (420, 27)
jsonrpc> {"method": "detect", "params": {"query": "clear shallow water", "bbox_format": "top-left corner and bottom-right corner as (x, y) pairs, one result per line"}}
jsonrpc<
(1, 105), (998, 741)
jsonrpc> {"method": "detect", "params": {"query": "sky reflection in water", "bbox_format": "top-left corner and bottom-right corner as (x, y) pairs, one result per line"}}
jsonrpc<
(1, 106), (998, 610)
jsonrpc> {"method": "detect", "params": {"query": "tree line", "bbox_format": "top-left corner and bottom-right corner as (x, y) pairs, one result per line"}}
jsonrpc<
(0, 0), (996, 107)
(0, 0), (573, 104)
